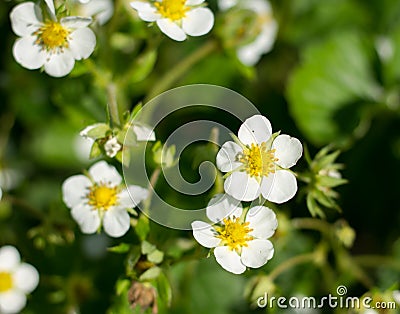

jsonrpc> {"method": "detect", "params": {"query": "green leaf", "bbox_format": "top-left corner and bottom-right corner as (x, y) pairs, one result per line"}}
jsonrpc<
(139, 267), (161, 281)
(116, 279), (131, 296)
(108, 243), (131, 254)
(126, 246), (142, 277)
(127, 50), (158, 84)
(306, 193), (325, 218)
(316, 175), (348, 188)
(135, 215), (150, 241)
(141, 241), (156, 255)
(89, 141), (102, 159)
(86, 123), (111, 139)
(156, 272), (172, 307)
(147, 249), (164, 264)
(287, 31), (380, 145)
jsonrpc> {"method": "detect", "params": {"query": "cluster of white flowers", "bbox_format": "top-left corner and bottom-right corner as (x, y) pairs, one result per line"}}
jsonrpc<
(192, 115), (302, 274)
(9, 0), (278, 77)
(0, 246), (39, 314)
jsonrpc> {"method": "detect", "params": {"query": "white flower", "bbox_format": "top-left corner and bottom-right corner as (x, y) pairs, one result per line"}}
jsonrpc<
(0, 246), (39, 314)
(216, 114), (302, 203)
(192, 194), (277, 274)
(219, 0), (277, 66)
(130, 0), (214, 41)
(10, 1), (96, 77)
(104, 137), (122, 157)
(73, 0), (114, 25)
(62, 161), (149, 237)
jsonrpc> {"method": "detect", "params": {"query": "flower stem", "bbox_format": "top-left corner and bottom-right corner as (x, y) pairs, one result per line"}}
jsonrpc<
(145, 40), (218, 103)
(354, 255), (400, 271)
(142, 167), (161, 215)
(268, 253), (316, 282)
(106, 83), (121, 127)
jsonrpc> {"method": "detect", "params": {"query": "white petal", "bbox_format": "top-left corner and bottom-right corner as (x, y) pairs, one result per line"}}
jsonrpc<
(12, 37), (46, 70)
(130, 1), (160, 22)
(0, 246), (20, 271)
(117, 185), (149, 208)
(157, 19), (187, 41)
(44, 51), (75, 77)
(133, 125), (156, 141)
(206, 193), (242, 223)
(224, 171), (260, 201)
(0, 291), (26, 314)
(103, 209), (130, 237)
(185, 0), (205, 5)
(272, 134), (302, 169)
(10, 2), (42, 37)
(62, 175), (91, 208)
(182, 8), (214, 37)
(78, 0), (114, 25)
(0, 188), (2, 201)
(61, 16), (92, 28)
(216, 141), (242, 172)
(44, 0), (56, 16)
(191, 221), (220, 248)
(68, 27), (96, 61)
(245, 206), (277, 239)
(214, 246), (246, 274)
(241, 239), (274, 268)
(261, 170), (297, 204)
(13, 263), (39, 293)
(218, 0), (238, 10)
(71, 203), (101, 234)
(88, 161), (122, 186)
(238, 115), (272, 145)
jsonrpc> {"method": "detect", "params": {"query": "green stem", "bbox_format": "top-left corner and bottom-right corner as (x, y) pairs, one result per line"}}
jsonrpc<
(354, 255), (400, 271)
(291, 217), (332, 235)
(142, 167), (161, 215)
(145, 40), (218, 102)
(268, 253), (316, 282)
(106, 83), (121, 127)
(7, 196), (44, 220)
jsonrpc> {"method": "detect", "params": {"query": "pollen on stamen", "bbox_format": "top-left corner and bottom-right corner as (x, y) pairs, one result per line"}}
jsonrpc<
(87, 184), (118, 211)
(237, 142), (278, 178)
(155, 0), (189, 21)
(35, 21), (70, 51)
(216, 217), (254, 251)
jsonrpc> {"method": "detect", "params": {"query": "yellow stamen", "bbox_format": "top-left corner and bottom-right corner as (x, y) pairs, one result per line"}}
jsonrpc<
(88, 184), (118, 211)
(238, 142), (278, 178)
(216, 217), (253, 251)
(0, 272), (13, 292)
(35, 21), (70, 50)
(154, 0), (189, 21)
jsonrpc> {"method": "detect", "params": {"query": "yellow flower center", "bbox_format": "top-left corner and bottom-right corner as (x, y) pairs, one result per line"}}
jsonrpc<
(216, 217), (253, 251)
(88, 185), (118, 210)
(0, 272), (13, 293)
(155, 0), (189, 21)
(238, 142), (278, 178)
(35, 21), (70, 50)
